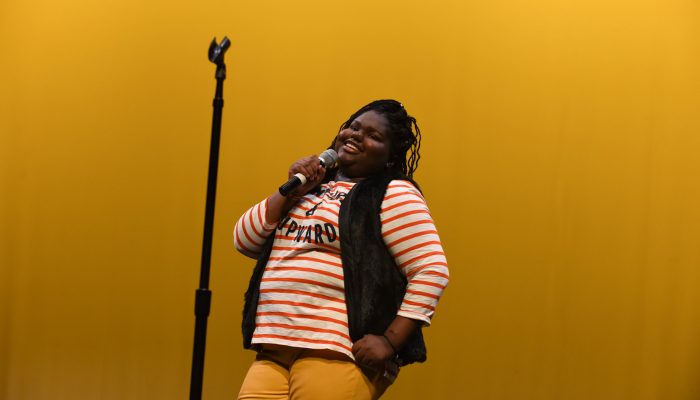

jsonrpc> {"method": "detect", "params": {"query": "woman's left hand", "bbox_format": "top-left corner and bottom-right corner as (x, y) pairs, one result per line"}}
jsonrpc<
(352, 334), (395, 370)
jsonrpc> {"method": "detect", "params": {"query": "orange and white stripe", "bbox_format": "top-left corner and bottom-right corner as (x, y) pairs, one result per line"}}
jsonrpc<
(381, 181), (449, 324)
(233, 180), (449, 359)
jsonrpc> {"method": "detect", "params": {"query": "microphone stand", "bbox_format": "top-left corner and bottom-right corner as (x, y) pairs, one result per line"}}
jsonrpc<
(189, 36), (231, 400)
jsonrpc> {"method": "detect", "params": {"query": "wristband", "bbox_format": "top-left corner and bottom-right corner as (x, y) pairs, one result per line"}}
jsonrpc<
(382, 334), (398, 353)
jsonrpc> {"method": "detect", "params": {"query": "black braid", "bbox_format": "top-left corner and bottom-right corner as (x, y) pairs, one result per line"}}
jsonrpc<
(327, 99), (423, 180)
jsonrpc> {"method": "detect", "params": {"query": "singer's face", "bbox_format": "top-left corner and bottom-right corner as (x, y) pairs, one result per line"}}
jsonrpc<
(335, 111), (392, 179)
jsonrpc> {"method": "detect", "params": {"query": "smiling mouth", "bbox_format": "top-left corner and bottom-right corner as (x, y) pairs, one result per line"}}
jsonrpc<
(342, 141), (361, 154)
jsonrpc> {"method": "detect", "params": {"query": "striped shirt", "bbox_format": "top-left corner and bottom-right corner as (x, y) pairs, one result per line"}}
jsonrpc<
(233, 180), (449, 359)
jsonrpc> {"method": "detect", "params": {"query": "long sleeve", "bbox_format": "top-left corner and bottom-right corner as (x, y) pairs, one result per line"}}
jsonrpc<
(380, 181), (449, 325)
(233, 197), (278, 259)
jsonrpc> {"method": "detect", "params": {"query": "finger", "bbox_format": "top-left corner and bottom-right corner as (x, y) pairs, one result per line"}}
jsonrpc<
(290, 156), (316, 172)
(301, 155), (318, 169)
(303, 158), (322, 177)
(352, 337), (367, 352)
(307, 168), (324, 184)
(355, 347), (366, 363)
(314, 166), (326, 181)
(308, 163), (327, 183)
(294, 163), (313, 180)
(352, 341), (361, 354)
(289, 161), (307, 178)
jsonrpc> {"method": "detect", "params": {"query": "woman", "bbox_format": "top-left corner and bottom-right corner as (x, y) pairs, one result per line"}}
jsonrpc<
(234, 100), (449, 400)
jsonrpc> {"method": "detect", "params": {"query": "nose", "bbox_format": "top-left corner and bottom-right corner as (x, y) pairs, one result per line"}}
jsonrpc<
(348, 129), (363, 140)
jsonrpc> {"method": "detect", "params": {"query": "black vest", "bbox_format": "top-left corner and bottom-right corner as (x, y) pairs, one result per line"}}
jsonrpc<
(242, 173), (427, 365)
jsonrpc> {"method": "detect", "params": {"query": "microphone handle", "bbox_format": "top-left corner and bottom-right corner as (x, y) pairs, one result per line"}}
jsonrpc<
(278, 173), (307, 196)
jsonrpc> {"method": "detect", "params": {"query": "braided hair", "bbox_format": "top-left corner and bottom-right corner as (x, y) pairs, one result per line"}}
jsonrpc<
(328, 99), (422, 179)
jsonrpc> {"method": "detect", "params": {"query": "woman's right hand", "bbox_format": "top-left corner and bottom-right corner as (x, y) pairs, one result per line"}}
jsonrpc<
(265, 155), (326, 224)
(286, 155), (326, 198)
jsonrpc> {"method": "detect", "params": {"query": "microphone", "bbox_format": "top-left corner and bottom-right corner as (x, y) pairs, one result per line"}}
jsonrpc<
(279, 149), (338, 196)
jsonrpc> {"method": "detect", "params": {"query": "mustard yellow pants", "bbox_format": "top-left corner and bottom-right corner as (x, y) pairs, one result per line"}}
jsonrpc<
(237, 345), (392, 400)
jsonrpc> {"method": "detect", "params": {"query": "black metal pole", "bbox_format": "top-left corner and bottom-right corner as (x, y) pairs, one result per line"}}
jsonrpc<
(189, 36), (231, 400)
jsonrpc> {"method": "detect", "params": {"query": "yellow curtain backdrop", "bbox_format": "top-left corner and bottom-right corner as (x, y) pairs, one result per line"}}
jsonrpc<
(1, 0), (699, 398)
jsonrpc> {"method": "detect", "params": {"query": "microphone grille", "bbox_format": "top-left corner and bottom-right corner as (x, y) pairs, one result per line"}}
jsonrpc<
(319, 149), (338, 168)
